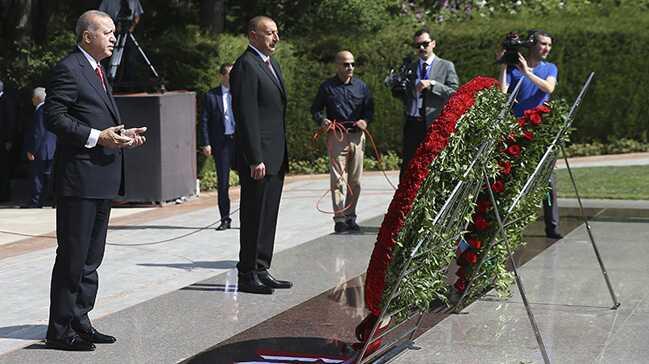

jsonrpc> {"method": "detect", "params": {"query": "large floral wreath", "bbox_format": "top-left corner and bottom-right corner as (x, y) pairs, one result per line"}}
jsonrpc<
(357, 76), (569, 344)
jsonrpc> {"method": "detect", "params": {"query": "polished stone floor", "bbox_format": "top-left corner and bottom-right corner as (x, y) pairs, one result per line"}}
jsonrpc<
(1, 192), (647, 363)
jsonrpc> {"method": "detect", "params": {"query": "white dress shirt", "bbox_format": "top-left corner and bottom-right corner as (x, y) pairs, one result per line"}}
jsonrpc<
(221, 85), (235, 135)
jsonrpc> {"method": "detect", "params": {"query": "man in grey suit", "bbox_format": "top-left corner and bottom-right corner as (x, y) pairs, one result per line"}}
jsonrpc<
(230, 16), (292, 295)
(392, 27), (459, 179)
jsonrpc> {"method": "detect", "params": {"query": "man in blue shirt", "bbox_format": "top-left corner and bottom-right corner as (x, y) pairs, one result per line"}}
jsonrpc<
(311, 50), (374, 233)
(498, 30), (562, 239)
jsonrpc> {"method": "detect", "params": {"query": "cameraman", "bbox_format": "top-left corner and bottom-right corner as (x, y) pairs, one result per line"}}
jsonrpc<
(392, 28), (459, 179)
(497, 30), (562, 239)
(99, 0), (143, 33)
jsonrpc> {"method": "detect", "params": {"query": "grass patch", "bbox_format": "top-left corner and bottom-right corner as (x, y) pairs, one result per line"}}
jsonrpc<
(556, 165), (649, 200)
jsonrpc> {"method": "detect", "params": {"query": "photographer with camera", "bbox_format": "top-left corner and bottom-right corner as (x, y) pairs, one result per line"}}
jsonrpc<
(389, 28), (459, 179)
(497, 30), (562, 239)
(99, 0), (143, 33)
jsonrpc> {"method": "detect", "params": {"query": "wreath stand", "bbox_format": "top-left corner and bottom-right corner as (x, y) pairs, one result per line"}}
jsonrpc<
(354, 73), (618, 364)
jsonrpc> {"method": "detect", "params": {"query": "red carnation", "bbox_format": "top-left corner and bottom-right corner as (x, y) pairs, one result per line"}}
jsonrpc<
(517, 117), (527, 128)
(528, 112), (542, 126)
(506, 144), (522, 158)
(468, 238), (482, 250)
(499, 160), (512, 175)
(477, 198), (491, 213)
(522, 130), (534, 141)
(491, 179), (505, 193)
(474, 215), (489, 231)
(463, 251), (478, 264)
(537, 104), (551, 113)
(454, 278), (466, 292)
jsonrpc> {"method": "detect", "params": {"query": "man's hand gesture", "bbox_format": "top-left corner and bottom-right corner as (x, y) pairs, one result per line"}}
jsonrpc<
(98, 125), (132, 149)
(122, 127), (147, 148)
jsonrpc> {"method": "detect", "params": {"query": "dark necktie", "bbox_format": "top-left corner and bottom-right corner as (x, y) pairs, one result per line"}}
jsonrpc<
(95, 66), (107, 91)
(420, 62), (429, 80)
(418, 62), (429, 116)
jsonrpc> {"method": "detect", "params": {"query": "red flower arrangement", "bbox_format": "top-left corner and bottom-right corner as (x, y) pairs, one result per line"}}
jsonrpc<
(506, 144), (522, 158)
(499, 161), (512, 175)
(491, 180), (505, 193)
(361, 76), (498, 317)
(522, 130), (534, 141)
(454, 103), (555, 294)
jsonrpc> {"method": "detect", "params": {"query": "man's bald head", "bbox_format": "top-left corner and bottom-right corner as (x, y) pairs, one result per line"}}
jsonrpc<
(335, 51), (354, 64)
(335, 50), (355, 83)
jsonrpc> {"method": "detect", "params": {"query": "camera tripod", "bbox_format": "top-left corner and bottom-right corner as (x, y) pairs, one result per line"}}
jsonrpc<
(108, 30), (164, 91)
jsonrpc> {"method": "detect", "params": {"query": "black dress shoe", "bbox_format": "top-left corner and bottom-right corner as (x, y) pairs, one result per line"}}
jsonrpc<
(346, 220), (361, 232)
(238, 272), (274, 294)
(45, 335), (95, 351)
(257, 270), (293, 289)
(215, 220), (231, 231)
(334, 221), (347, 233)
(78, 327), (117, 344)
(546, 231), (563, 239)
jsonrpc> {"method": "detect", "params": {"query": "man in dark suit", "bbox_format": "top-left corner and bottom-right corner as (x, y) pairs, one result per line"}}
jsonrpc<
(199, 63), (236, 231)
(44, 10), (146, 351)
(230, 16), (292, 295)
(23, 87), (56, 208)
(391, 28), (459, 179)
(0, 79), (17, 201)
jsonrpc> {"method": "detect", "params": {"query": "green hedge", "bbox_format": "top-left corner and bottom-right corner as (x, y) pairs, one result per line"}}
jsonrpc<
(3, 5), (648, 180)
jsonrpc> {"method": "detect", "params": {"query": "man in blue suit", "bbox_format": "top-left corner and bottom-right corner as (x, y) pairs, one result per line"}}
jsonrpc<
(23, 87), (57, 208)
(199, 63), (236, 231)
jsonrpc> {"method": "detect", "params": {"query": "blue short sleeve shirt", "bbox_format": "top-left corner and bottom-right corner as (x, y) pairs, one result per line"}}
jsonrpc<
(506, 61), (558, 117)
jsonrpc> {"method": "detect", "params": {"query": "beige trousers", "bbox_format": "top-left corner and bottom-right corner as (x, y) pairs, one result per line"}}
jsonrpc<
(327, 131), (365, 222)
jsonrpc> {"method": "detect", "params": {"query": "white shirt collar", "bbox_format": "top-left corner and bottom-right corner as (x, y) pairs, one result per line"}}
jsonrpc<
(249, 44), (270, 62)
(77, 45), (100, 70)
(36, 102), (45, 110)
(420, 54), (435, 66)
(222, 85), (230, 93)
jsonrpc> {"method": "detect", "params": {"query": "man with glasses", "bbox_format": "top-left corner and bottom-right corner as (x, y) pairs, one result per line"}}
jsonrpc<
(393, 27), (459, 179)
(311, 50), (374, 233)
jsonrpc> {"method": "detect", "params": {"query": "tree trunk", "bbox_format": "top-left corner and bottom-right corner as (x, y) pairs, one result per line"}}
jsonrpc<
(199, 0), (225, 35)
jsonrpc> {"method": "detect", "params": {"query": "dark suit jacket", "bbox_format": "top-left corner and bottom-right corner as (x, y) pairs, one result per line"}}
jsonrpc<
(25, 106), (57, 161)
(199, 85), (228, 148)
(397, 56), (459, 126)
(230, 47), (288, 175)
(45, 48), (124, 199)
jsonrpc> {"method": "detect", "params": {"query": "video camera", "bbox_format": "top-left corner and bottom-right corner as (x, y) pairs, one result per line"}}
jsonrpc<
(384, 56), (413, 94)
(497, 31), (537, 66)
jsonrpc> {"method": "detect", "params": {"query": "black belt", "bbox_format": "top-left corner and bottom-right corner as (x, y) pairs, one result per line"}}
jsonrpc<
(224, 134), (234, 139)
(406, 116), (424, 122)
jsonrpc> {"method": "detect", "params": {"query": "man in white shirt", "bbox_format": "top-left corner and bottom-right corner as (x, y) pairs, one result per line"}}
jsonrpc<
(199, 63), (236, 231)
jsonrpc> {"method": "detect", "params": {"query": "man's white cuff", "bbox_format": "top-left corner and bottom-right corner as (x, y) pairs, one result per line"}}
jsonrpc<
(85, 128), (100, 148)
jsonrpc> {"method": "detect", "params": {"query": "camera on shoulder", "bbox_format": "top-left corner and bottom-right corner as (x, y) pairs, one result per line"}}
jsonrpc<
(497, 31), (537, 65)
